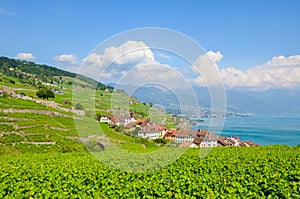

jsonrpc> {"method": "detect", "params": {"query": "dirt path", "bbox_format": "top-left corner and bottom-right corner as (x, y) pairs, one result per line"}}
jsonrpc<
(1, 109), (72, 117)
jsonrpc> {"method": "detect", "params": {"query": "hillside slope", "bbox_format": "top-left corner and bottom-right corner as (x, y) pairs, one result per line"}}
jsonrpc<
(0, 56), (174, 154)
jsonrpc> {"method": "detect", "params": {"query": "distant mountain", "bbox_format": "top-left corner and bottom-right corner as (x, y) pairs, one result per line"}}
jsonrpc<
(123, 85), (181, 114)
(131, 84), (300, 116)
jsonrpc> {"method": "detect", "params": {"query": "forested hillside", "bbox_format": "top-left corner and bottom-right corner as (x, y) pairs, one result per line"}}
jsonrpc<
(0, 56), (112, 91)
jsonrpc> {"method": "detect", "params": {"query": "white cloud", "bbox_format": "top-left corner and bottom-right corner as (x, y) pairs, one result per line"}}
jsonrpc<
(191, 51), (224, 88)
(265, 55), (300, 66)
(80, 40), (194, 89)
(54, 54), (78, 65)
(83, 40), (156, 67)
(81, 40), (158, 79)
(16, 53), (36, 60)
(103, 40), (156, 65)
(82, 42), (300, 91)
(54, 54), (79, 73)
(220, 55), (300, 90)
(206, 51), (223, 63)
(192, 53), (300, 90)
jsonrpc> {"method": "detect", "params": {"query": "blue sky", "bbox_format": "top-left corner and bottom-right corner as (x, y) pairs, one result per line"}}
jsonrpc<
(1, 0), (300, 90)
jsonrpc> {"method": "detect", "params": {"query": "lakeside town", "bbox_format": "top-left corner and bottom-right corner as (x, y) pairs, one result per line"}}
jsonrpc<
(98, 112), (259, 148)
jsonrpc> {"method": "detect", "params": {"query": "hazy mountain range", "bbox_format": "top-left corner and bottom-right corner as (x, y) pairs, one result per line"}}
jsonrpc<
(130, 85), (300, 116)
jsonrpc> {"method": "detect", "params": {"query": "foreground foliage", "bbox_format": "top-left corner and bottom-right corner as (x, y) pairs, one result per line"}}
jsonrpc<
(0, 146), (299, 198)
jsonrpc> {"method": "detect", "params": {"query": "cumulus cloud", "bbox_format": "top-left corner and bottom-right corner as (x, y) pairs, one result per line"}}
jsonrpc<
(54, 54), (78, 65)
(83, 40), (156, 67)
(191, 51), (224, 88)
(81, 40), (158, 79)
(80, 40), (195, 89)
(81, 42), (300, 91)
(54, 54), (79, 72)
(220, 55), (300, 90)
(103, 40), (156, 65)
(16, 53), (36, 60)
(206, 51), (223, 63)
(192, 53), (300, 90)
(265, 55), (300, 66)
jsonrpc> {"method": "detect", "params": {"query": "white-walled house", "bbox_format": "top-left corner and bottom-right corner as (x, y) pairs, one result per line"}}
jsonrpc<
(124, 118), (136, 126)
(137, 123), (166, 140)
(100, 116), (111, 124)
(138, 131), (160, 139)
(228, 136), (241, 146)
(189, 143), (199, 148)
(175, 128), (218, 147)
(199, 139), (217, 147)
(175, 129), (197, 143)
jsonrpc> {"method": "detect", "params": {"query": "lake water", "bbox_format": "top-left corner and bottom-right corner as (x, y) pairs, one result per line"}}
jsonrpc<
(194, 116), (300, 146)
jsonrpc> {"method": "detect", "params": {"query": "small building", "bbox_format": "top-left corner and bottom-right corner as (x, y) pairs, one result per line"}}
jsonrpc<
(125, 121), (138, 130)
(164, 129), (177, 141)
(124, 117), (136, 126)
(191, 131), (218, 147)
(175, 128), (197, 143)
(99, 115), (115, 124)
(199, 139), (218, 147)
(137, 123), (166, 140)
(100, 116), (111, 124)
(217, 139), (227, 146)
(189, 143), (199, 148)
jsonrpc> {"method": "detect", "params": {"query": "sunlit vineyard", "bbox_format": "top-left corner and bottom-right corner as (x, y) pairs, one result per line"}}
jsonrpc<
(1, 146), (299, 198)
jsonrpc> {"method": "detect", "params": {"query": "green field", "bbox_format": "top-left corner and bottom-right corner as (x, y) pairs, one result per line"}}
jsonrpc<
(0, 146), (299, 198)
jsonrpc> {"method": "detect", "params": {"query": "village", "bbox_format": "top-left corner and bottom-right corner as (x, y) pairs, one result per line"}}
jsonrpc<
(98, 112), (259, 148)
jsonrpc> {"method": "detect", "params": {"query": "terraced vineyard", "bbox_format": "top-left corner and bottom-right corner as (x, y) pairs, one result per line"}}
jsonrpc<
(0, 68), (176, 155)
(0, 146), (299, 198)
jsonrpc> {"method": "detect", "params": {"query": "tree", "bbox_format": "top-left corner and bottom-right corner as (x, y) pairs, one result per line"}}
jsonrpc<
(153, 138), (168, 144)
(95, 112), (102, 121)
(46, 89), (54, 99)
(36, 89), (47, 99)
(36, 88), (55, 100)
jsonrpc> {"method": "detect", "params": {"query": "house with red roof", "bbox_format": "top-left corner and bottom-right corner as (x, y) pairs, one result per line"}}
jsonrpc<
(175, 128), (218, 147)
(137, 123), (166, 139)
(175, 128), (197, 143)
(164, 129), (177, 141)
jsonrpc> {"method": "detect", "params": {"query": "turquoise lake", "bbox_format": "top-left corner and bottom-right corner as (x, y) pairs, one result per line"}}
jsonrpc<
(194, 116), (300, 146)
